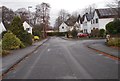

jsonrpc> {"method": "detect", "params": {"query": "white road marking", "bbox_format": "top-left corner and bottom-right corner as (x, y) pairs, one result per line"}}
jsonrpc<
(47, 49), (50, 52)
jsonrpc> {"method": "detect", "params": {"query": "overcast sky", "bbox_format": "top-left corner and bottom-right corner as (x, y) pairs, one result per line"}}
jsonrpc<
(0, 0), (112, 26)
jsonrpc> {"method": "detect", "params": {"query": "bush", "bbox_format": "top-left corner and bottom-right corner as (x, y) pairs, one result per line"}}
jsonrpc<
(2, 50), (10, 56)
(33, 30), (42, 37)
(18, 31), (33, 46)
(71, 28), (78, 38)
(34, 36), (40, 41)
(47, 32), (67, 36)
(99, 29), (105, 37)
(107, 38), (120, 47)
(2, 31), (25, 50)
(106, 19), (120, 35)
(1, 31), (7, 38)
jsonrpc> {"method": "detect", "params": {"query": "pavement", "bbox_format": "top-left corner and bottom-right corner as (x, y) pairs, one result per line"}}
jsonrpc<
(1, 38), (49, 75)
(87, 43), (119, 58)
(61, 37), (119, 58)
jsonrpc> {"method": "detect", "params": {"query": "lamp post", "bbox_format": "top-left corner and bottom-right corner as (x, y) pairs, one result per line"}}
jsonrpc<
(28, 6), (32, 24)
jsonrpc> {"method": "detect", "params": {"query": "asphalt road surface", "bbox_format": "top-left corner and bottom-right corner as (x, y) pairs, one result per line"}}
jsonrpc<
(3, 37), (118, 79)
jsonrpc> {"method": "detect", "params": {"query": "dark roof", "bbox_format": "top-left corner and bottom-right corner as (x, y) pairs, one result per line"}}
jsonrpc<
(95, 8), (118, 18)
(77, 15), (83, 24)
(86, 13), (94, 21)
(82, 12), (94, 21)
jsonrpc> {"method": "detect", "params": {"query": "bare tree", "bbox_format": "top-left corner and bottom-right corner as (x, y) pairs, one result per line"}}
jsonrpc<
(58, 9), (70, 22)
(54, 9), (70, 31)
(82, 4), (96, 14)
(2, 6), (15, 29)
(35, 2), (50, 38)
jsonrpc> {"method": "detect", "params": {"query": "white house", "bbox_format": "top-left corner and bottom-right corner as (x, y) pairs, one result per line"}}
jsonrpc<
(91, 8), (117, 30)
(0, 22), (6, 34)
(82, 8), (117, 34)
(82, 13), (93, 34)
(23, 21), (32, 34)
(59, 22), (69, 32)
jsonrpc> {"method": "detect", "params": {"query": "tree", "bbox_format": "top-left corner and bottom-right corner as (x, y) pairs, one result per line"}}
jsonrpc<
(54, 9), (70, 30)
(106, 19), (120, 34)
(15, 8), (29, 23)
(2, 6), (15, 29)
(81, 4), (96, 14)
(9, 16), (32, 46)
(9, 16), (24, 36)
(58, 9), (70, 22)
(35, 2), (50, 38)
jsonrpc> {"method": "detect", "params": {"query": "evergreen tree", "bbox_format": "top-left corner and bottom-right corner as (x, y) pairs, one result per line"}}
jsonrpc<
(9, 16), (32, 46)
(9, 16), (24, 37)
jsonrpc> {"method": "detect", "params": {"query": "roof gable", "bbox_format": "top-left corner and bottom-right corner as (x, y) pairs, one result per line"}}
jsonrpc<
(59, 22), (68, 27)
(23, 21), (32, 28)
(0, 22), (6, 34)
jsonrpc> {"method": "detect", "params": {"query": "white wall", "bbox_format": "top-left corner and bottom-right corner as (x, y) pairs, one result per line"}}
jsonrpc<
(83, 16), (91, 34)
(0, 22), (6, 34)
(23, 21), (32, 34)
(91, 11), (99, 30)
(59, 22), (68, 32)
(99, 18), (114, 30)
(87, 21), (91, 33)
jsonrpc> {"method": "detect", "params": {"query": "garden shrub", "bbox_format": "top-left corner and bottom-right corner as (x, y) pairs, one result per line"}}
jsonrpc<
(18, 31), (33, 46)
(107, 38), (120, 47)
(99, 29), (105, 38)
(71, 28), (78, 38)
(2, 31), (25, 50)
(106, 19), (120, 35)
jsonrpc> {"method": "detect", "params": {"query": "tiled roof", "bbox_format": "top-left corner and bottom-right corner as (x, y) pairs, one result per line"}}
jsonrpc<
(95, 8), (118, 18)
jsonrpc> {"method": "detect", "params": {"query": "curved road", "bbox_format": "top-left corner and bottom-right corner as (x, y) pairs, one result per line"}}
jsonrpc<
(3, 37), (118, 79)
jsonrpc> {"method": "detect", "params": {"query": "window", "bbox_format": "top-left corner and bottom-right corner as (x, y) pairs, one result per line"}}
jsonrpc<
(62, 26), (64, 29)
(91, 20), (92, 24)
(26, 28), (30, 31)
(96, 18), (98, 23)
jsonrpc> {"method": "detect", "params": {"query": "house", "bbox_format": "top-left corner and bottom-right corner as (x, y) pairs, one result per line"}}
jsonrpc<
(91, 8), (117, 30)
(23, 21), (32, 34)
(82, 13), (94, 34)
(0, 22), (6, 34)
(82, 8), (117, 34)
(59, 22), (69, 32)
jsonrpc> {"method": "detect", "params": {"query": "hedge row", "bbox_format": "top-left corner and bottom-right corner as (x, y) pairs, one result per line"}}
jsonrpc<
(47, 32), (67, 36)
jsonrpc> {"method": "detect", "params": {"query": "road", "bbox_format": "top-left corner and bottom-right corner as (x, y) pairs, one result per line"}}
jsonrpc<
(3, 37), (118, 79)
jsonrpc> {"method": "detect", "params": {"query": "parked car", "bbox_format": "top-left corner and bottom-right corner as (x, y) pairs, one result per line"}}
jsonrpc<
(77, 33), (89, 37)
